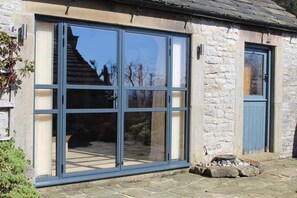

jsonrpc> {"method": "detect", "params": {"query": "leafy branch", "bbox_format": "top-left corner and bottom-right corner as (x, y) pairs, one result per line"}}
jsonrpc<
(0, 31), (34, 99)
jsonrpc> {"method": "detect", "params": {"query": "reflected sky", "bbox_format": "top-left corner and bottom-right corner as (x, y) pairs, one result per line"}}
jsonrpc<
(124, 33), (164, 69)
(70, 27), (169, 87)
(72, 26), (117, 71)
(124, 33), (166, 87)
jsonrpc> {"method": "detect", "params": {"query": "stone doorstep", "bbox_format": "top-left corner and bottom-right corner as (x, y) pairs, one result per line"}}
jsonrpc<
(38, 168), (189, 196)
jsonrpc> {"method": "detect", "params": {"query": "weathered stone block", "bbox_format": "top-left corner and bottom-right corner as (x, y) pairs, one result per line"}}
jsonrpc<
(237, 166), (259, 177)
(204, 167), (239, 178)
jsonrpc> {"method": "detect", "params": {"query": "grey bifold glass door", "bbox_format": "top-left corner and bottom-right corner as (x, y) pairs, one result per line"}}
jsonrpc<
(64, 25), (119, 174)
(34, 20), (189, 182)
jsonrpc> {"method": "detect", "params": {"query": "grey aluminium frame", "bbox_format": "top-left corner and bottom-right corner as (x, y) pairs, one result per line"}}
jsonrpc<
(34, 17), (191, 187)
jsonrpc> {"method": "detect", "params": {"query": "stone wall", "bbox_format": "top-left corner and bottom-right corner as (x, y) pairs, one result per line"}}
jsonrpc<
(281, 34), (297, 158)
(0, 0), (21, 31)
(200, 19), (239, 160)
(0, 0), (22, 138)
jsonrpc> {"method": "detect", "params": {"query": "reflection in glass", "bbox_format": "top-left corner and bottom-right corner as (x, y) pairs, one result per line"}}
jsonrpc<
(128, 90), (166, 108)
(172, 37), (187, 87)
(124, 112), (166, 165)
(244, 53), (264, 96)
(67, 26), (118, 86)
(65, 113), (117, 173)
(124, 33), (166, 87)
(171, 111), (185, 161)
(35, 22), (58, 84)
(67, 89), (117, 109)
(172, 91), (186, 108)
(35, 89), (57, 110)
(35, 114), (57, 178)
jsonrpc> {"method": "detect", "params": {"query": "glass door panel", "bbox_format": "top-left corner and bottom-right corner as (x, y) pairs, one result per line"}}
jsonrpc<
(67, 25), (118, 86)
(244, 53), (265, 96)
(171, 36), (188, 162)
(64, 24), (119, 174)
(172, 36), (187, 88)
(124, 33), (167, 87)
(127, 90), (166, 108)
(65, 113), (117, 173)
(171, 111), (186, 161)
(35, 89), (58, 110)
(35, 22), (58, 85)
(34, 21), (59, 179)
(66, 89), (117, 109)
(35, 114), (58, 178)
(123, 32), (168, 167)
(124, 112), (166, 166)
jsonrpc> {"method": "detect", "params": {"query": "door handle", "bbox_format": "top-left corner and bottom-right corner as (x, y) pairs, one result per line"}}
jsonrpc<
(107, 94), (118, 101)
(263, 74), (268, 82)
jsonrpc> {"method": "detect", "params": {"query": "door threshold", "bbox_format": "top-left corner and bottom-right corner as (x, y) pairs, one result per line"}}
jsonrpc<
(241, 152), (279, 162)
(36, 162), (190, 188)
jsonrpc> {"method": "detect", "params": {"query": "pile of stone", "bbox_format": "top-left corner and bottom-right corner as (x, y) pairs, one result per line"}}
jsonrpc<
(190, 155), (264, 178)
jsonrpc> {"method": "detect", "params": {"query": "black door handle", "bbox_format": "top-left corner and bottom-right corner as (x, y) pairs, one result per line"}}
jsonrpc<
(107, 95), (118, 101)
(263, 74), (268, 82)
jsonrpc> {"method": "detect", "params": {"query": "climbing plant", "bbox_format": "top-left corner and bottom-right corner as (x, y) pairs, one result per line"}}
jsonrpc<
(0, 31), (34, 99)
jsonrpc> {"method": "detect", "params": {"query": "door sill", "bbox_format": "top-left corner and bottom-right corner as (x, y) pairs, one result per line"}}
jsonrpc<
(35, 162), (190, 187)
(241, 152), (279, 162)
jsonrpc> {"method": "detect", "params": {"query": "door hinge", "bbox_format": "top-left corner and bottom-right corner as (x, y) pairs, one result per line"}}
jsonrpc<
(169, 95), (171, 103)
(61, 164), (64, 173)
(167, 153), (170, 160)
(62, 25), (65, 47)
(169, 38), (172, 56)
(62, 95), (64, 105)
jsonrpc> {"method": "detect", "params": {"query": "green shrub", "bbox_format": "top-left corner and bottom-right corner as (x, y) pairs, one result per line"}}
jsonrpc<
(130, 120), (151, 145)
(0, 139), (40, 198)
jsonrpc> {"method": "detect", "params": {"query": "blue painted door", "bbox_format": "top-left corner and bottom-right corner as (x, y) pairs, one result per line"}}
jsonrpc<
(243, 46), (270, 154)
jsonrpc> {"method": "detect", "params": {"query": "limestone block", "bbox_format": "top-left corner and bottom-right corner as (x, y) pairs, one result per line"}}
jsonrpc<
(204, 167), (239, 178)
(237, 166), (260, 177)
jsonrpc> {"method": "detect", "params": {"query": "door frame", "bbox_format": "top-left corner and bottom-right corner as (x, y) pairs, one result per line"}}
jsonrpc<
(34, 17), (191, 187)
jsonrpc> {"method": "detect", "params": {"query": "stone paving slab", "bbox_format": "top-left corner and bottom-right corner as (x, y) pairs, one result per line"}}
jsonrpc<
(41, 158), (297, 198)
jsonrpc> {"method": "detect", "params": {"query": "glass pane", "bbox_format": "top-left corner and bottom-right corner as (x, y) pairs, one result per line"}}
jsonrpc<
(67, 26), (118, 86)
(35, 89), (57, 110)
(35, 114), (57, 178)
(171, 111), (185, 161)
(67, 89), (117, 109)
(244, 53), (264, 96)
(128, 90), (166, 108)
(172, 91), (186, 108)
(124, 33), (166, 87)
(35, 21), (58, 84)
(124, 112), (166, 165)
(66, 113), (117, 173)
(172, 37), (187, 87)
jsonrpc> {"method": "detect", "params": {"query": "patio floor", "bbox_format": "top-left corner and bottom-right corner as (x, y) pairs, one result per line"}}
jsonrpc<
(41, 158), (297, 198)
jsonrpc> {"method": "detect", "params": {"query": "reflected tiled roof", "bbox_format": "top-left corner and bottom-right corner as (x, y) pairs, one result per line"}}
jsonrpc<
(110, 0), (297, 32)
(66, 28), (104, 85)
